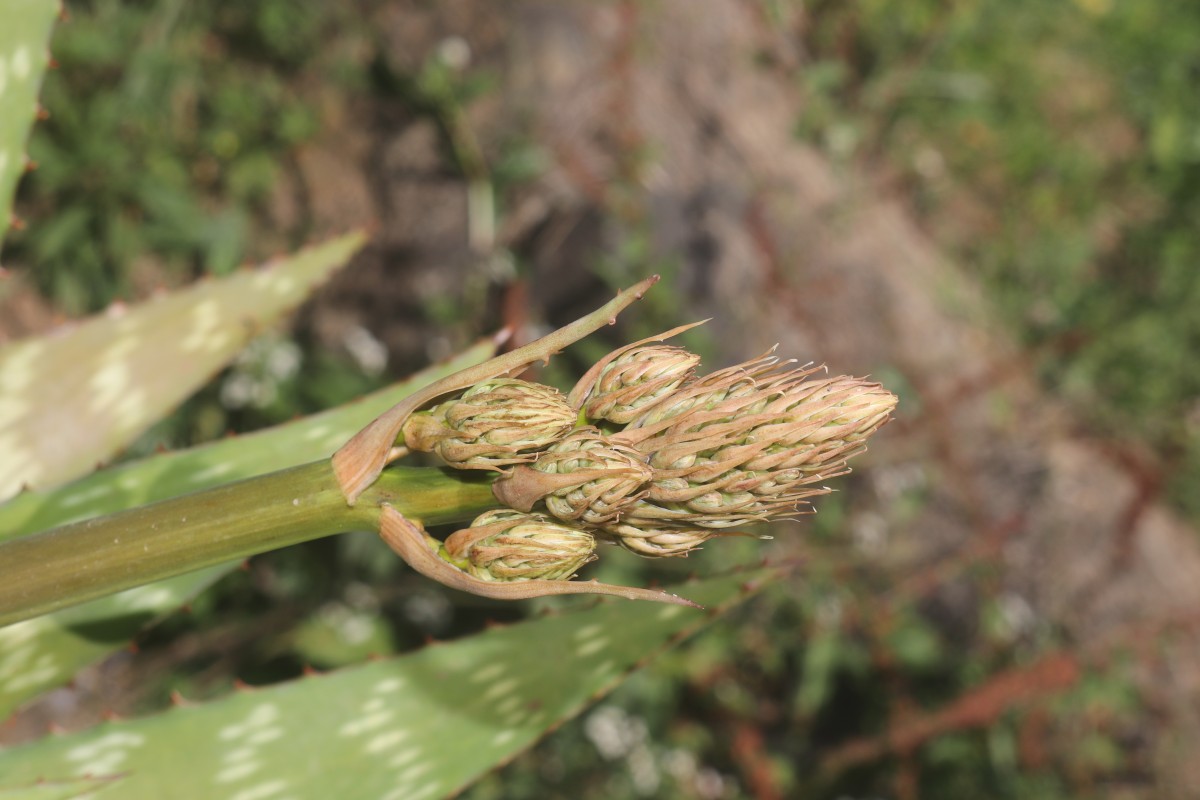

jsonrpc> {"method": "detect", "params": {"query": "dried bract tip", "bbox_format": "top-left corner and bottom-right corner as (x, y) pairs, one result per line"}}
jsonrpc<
(445, 509), (596, 582)
(400, 378), (576, 470)
(493, 428), (653, 526)
(581, 343), (701, 423)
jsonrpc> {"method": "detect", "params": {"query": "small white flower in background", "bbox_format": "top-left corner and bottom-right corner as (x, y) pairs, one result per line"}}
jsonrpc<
(220, 336), (303, 410)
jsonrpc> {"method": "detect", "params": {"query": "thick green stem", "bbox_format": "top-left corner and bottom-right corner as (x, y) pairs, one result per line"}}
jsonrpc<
(0, 460), (497, 627)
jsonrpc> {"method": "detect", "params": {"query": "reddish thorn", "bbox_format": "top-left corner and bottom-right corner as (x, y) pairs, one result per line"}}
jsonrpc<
(238, 560), (251, 572)
(102, 709), (122, 721)
(58, 4), (70, 21)
(367, 652), (383, 662)
(10, 215), (26, 231)
(483, 618), (500, 629)
(127, 642), (139, 654)
(170, 690), (188, 706)
(49, 722), (66, 735)
(303, 664), (319, 676)
(225, 429), (237, 438)
(180, 603), (192, 615)
(48, 57), (60, 69)
(422, 634), (437, 646)
(36, 105), (50, 121)
(23, 158), (38, 173)
(233, 678), (251, 691)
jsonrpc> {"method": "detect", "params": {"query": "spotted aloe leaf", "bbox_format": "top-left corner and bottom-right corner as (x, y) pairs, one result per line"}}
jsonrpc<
(0, 339), (497, 542)
(0, 566), (783, 800)
(0, 0), (57, 249)
(0, 342), (497, 720)
(0, 231), (366, 501)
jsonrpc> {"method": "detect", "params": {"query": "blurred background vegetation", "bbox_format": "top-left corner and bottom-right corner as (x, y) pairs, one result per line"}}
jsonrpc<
(2, 0), (1197, 797)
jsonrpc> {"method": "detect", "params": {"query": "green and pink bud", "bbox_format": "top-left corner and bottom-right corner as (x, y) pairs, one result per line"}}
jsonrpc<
(492, 428), (653, 526)
(443, 509), (596, 582)
(623, 371), (897, 525)
(576, 344), (700, 424)
(598, 518), (715, 558)
(400, 378), (576, 470)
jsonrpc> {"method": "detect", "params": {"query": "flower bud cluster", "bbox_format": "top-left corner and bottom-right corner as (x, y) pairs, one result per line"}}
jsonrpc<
(421, 333), (896, 578)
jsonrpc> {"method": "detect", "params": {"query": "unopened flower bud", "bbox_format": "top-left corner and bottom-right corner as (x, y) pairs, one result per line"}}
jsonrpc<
(400, 378), (576, 470)
(599, 519), (714, 558)
(630, 374), (897, 525)
(444, 509), (596, 582)
(492, 428), (653, 526)
(579, 344), (700, 424)
(621, 353), (813, 435)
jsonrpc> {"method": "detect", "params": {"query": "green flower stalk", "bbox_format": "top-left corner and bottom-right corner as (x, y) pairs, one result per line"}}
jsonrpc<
(400, 378), (576, 470)
(443, 509), (597, 581)
(492, 428), (653, 526)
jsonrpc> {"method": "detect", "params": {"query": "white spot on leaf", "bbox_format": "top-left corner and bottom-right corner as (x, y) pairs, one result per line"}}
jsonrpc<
(482, 677), (518, 701)
(12, 46), (32, 79)
(575, 637), (611, 658)
(388, 748), (420, 769)
(216, 760), (261, 783)
(339, 709), (394, 737)
(365, 729), (409, 754)
(470, 663), (505, 684)
(573, 623), (604, 641)
(373, 677), (405, 694)
(229, 779), (288, 800)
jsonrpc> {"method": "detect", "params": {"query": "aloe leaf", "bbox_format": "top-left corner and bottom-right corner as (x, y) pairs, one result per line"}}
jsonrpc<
(0, 0), (57, 249)
(0, 343), (496, 719)
(0, 338), (497, 541)
(0, 566), (782, 799)
(0, 230), (366, 500)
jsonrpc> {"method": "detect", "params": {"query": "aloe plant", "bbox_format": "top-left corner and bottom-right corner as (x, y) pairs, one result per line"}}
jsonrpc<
(0, 10), (897, 798)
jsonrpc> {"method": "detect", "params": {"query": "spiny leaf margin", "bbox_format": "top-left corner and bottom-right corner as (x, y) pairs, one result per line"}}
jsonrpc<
(0, 0), (57, 251)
